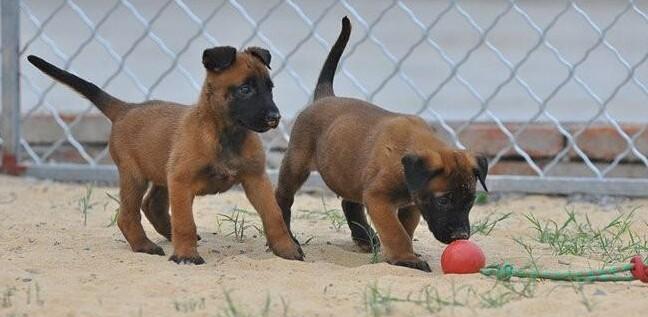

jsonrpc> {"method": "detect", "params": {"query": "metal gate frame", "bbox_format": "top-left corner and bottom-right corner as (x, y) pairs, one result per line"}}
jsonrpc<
(2, 0), (648, 197)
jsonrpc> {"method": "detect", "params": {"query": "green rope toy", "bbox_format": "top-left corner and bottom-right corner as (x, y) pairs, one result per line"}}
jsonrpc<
(480, 255), (648, 283)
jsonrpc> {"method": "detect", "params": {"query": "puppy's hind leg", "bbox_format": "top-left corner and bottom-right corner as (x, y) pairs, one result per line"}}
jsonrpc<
(142, 185), (172, 241)
(275, 147), (312, 234)
(117, 172), (164, 256)
(342, 200), (380, 253)
(142, 185), (202, 242)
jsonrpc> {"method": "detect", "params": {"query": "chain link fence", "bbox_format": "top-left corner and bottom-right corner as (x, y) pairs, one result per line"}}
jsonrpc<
(2, 0), (648, 196)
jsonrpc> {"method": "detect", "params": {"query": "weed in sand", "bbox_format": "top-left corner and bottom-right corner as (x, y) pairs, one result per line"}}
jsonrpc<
(301, 236), (315, 246)
(78, 184), (98, 226)
(572, 283), (596, 312)
(2, 286), (17, 308)
(478, 287), (516, 309)
(215, 215), (224, 234)
(364, 278), (537, 315)
(478, 279), (537, 309)
(351, 221), (381, 264)
(364, 281), (473, 316)
(297, 195), (346, 231)
(364, 283), (394, 317)
(512, 237), (541, 274)
(217, 291), (289, 317)
(105, 192), (120, 227)
(321, 196), (346, 231)
(524, 208), (648, 265)
(418, 282), (472, 314)
(174, 297), (206, 313)
(220, 291), (242, 317)
(475, 192), (488, 205)
(218, 207), (263, 242)
(280, 296), (290, 317)
(1, 282), (45, 310)
(471, 212), (512, 236)
(25, 282), (45, 307)
(498, 278), (537, 299)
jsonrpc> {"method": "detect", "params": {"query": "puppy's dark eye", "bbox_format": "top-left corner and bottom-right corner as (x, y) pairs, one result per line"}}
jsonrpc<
(237, 84), (253, 96)
(436, 196), (450, 207)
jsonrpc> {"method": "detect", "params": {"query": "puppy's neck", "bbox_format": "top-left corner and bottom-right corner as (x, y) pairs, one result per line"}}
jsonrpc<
(194, 105), (244, 139)
(194, 81), (236, 130)
(197, 81), (225, 114)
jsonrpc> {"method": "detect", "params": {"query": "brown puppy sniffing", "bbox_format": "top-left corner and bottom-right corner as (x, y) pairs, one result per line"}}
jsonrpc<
(276, 17), (488, 272)
(28, 46), (303, 264)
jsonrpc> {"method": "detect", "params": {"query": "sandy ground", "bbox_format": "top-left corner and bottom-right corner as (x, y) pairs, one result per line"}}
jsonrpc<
(1, 174), (647, 317)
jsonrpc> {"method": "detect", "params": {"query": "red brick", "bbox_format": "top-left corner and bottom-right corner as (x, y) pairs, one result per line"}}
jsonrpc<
(26, 144), (113, 165)
(569, 123), (648, 162)
(488, 161), (539, 176)
(454, 122), (564, 158)
(22, 113), (110, 144)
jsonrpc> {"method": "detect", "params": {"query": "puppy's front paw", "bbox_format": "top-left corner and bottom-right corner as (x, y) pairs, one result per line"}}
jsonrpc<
(169, 247), (204, 265)
(388, 258), (431, 272)
(169, 254), (205, 265)
(271, 239), (304, 261)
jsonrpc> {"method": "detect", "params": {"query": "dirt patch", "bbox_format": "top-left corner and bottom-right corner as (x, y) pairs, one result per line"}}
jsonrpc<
(0, 175), (647, 316)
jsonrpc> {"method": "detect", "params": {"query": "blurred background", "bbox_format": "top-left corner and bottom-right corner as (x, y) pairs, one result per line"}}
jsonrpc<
(2, 0), (648, 195)
(14, 0), (648, 121)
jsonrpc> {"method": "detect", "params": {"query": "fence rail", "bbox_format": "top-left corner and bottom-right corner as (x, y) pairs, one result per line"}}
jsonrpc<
(2, 0), (648, 196)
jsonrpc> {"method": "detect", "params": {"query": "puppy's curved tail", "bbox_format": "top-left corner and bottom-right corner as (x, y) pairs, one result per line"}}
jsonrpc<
(27, 55), (128, 122)
(313, 16), (351, 101)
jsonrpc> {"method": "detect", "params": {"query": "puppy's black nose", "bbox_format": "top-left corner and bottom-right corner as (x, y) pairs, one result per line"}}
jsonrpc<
(265, 112), (281, 128)
(450, 231), (470, 241)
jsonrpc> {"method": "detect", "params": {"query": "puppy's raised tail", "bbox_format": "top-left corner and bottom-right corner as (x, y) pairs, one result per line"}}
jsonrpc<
(27, 55), (127, 122)
(313, 16), (351, 101)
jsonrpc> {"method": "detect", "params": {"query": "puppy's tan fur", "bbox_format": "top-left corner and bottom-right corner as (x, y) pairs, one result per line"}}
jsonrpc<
(28, 49), (302, 264)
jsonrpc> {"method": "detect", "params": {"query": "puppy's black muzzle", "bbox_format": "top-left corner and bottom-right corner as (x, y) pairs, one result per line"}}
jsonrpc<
(450, 231), (470, 241)
(430, 223), (471, 244)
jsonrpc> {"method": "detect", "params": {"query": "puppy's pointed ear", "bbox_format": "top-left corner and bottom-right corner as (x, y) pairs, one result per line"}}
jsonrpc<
(246, 47), (271, 69)
(474, 154), (489, 192)
(202, 46), (237, 71)
(402, 154), (439, 193)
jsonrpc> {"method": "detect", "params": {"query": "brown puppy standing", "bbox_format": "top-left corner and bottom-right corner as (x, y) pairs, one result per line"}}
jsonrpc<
(276, 17), (488, 272)
(28, 46), (303, 264)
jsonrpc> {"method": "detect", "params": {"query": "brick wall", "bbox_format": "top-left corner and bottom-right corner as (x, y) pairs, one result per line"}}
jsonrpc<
(21, 115), (648, 178)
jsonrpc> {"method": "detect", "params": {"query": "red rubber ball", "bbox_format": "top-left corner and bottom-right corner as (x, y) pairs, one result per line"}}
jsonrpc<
(441, 240), (486, 274)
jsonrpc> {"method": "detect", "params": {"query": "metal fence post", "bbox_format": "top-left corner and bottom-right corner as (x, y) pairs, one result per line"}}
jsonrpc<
(1, 0), (24, 175)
